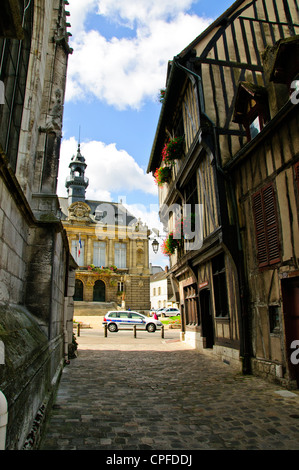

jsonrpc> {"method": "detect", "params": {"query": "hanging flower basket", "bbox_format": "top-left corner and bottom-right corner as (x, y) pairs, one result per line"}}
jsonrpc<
(158, 88), (166, 103)
(154, 166), (172, 186)
(161, 213), (196, 256)
(161, 232), (181, 256)
(162, 137), (184, 164)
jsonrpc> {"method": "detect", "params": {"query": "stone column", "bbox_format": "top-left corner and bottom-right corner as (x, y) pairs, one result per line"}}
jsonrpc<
(108, 239), (113, 266)
(87, 237), (93, 266)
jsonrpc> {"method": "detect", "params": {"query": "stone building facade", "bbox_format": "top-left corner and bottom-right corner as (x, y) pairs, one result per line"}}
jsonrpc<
(0, 0), (75, 449)
(148, 0), (299, 387)
(59, 145), (151, 313)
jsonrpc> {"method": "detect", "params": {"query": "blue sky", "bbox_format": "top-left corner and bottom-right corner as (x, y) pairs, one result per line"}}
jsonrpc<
(58, 0), (234, 265)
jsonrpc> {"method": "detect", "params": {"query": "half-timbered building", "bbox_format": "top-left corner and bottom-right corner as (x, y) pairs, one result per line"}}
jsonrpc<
(147, 0), (299, 386)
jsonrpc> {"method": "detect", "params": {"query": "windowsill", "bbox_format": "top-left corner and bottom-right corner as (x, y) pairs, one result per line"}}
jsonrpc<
(215, 316), (230, 322)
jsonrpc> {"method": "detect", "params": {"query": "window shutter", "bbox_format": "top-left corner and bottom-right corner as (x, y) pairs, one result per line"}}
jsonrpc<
(262, 185), (280, 264)
(252, 184), (280, 267)
(252, 192), (268, 267)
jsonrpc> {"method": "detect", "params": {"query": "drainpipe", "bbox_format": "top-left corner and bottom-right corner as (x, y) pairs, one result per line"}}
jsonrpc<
(172, 56), (251, 374)
(0, 391), (8, 450)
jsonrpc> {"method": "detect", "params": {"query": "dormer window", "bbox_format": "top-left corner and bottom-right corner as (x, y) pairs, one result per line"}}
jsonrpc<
(233, 82), (269, 142)
(269, 36), (299, 94)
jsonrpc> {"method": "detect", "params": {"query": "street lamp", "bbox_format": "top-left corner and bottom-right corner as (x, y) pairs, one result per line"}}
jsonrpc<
(151, 238), (159, 254)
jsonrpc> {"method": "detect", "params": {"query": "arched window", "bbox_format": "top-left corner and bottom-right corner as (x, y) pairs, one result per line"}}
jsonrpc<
(93, 280), (105, 302)
(73, 167), (82, 177)
(74, 279), (83, 301)
(0, 0), (34, 172)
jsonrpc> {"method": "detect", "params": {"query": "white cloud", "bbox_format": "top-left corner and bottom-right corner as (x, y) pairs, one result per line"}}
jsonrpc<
(58, 137), (157, 201)
(66, 1), (212, 109)
(96, 0), (196, 26)
(66, 0), (97, 34)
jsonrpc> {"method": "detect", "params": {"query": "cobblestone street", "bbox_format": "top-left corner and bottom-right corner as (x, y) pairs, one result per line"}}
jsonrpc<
(39, 326), (299, 452)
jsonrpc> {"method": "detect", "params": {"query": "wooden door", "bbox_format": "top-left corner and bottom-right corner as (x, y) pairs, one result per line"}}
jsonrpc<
(281, 277), (299, 387)
(200, 289), (214, 349)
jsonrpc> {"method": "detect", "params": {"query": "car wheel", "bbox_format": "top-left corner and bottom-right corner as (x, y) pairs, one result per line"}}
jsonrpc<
(146, 323), (156, 333)
(108, 323), (118, 332)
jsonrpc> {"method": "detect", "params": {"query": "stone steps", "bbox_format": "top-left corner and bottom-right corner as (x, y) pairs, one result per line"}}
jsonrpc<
(74, 301), (119, 316)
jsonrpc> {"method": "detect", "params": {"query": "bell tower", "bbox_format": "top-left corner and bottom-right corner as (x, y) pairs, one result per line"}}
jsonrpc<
(65, 143), (89, 205)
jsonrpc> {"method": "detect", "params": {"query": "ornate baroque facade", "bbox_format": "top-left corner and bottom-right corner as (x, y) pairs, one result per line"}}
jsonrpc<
(59, 145), (151, 313)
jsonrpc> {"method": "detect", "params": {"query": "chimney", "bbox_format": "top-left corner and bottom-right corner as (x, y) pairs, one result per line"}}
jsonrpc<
(165, 266), (169, 273)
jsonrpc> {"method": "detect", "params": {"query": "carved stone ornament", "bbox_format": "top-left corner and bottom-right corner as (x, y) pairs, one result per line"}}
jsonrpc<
(39, 89), (63, 136)
(68, 201), (91, 221)
(86, 277), (95, 287)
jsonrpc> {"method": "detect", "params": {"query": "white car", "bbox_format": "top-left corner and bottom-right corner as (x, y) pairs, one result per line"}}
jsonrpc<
(160, 307), (180, 317)
(149, 308), (164, 317)
(102, 310), (163, 333)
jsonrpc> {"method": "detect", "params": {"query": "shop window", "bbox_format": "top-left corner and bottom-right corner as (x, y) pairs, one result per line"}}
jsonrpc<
(212, 254), (229, 318)
(184, 283), (199, 325)
(232, 82), (269, 142)
(252, 184), (280, 268)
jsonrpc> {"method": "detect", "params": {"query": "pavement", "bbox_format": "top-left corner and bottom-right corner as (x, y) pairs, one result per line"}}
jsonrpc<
(39, 324), (299, 452)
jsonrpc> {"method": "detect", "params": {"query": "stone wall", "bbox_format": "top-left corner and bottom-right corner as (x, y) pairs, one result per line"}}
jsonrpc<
(0, 150), (74, 449)
(0, 0), (74, 449)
